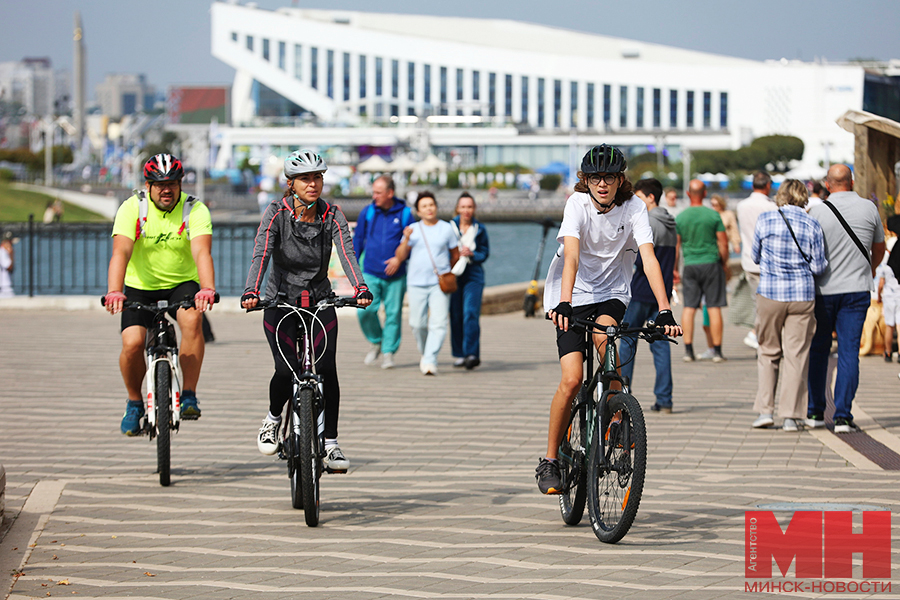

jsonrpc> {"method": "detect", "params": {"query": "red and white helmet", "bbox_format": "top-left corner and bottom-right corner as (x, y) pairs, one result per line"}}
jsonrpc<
(144, 153), (185, 182)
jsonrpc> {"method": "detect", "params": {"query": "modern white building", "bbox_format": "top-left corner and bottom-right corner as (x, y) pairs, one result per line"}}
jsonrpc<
(95, 74), (156, 120)
(209, 1), (890, 172)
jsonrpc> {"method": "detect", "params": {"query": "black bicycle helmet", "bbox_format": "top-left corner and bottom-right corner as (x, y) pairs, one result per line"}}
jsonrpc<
(144, 153), (185, 182)
(581, 144), (627, 174)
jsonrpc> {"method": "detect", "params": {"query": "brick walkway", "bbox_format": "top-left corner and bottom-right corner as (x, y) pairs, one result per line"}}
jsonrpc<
(1, 305), (899, 599)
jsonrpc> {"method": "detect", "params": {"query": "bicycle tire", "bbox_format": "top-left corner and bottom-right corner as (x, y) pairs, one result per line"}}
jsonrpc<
(287, 412), (303, 510)
(298, 387), (320, 527)
(587, 392), (646, 543)
(156, 361), (171, 487)
(558, 391), (587, 525)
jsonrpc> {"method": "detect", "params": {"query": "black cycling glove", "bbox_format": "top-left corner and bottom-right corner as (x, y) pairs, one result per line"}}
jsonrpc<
(552, 301), (573, 318)
(654, 309), (677, 328)
(355, 286), (374, 302)
(241, 292), (259, 305)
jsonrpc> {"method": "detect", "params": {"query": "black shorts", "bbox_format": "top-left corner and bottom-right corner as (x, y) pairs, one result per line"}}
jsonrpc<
(556, 299), (627, 359)
(120, 281), (200, 331)
(682, 263), (727, 308)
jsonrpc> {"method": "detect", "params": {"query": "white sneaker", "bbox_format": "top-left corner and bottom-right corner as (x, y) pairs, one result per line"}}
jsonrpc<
(453, 357), (466, 367)
(698, 348), (716, 361)
(419, 358), (437, 375)
(323, 445), (349, 472)
(752, 414), (774, 428)
(782, 418), (800, 432)
(257, 419), (279, 455)
(381, 352), (395, 369)
(364, 343), (381, 365)
(743, 331), (759, 350)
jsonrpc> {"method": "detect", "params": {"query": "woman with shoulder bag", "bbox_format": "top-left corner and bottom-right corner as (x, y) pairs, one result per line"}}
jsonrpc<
(394, 191), (459, 375)
(450, 192), (490, 370)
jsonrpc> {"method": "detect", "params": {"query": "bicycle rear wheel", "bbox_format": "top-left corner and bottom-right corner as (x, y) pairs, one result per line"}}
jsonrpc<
(558, 391), (587, 525)
(298, 387), (320, 526)
(155, 362), (171, 487)
(587, 392), (646, 543)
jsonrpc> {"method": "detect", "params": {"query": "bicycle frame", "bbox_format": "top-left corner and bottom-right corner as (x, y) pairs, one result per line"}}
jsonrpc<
(284, 310), (325, 461)
(143, 307), (183, 433)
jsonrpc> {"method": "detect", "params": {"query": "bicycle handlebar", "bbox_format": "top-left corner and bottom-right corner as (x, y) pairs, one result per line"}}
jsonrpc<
(244, 294), (361, 313)
(100, 293), (220, 312)
(572, 317), (677, 345)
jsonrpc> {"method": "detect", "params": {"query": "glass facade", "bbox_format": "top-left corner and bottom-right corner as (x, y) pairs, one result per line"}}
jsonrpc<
(342, 52), (350, 101)
(310, 47), (318, 89)
(686, 90), (694, 127)
(488, 72), (496, 117)
(521, 76), (529, 122)
(570, 81), (578, 128)
(720, 92), (728, 128)
(670, 89), (677, 128)
(636, 87), (644, 129)
(359, 55), (366, 99)
(703, 91), (711, 129)
(262, 39), (270, 61)
(537, 78), (545, 127)
(326, 50), (334, 99)
(619, 86), (628, 128)
(294, 45), (302, 80)
(440, 67), (447, 114)
(553, 79), (561, 128)
(456, 68), (464, 101)
(246, 35), (253, 51)
(603, 84), (611, 127)
(586, 82), (594, 128)
(424, 64), (431, 104)
(652, 88), (661, 128)
(278, 42), (285, 70)
(375, 57), (382, 97)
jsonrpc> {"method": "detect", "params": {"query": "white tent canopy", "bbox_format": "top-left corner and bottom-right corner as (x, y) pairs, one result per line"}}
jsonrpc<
(389, 155), (417, 172)
(413, 154), (447, 175)
(357, 155), (391, 172)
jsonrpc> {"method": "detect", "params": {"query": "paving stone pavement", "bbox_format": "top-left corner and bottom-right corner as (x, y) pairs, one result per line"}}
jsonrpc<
(2, 305), (900, 599)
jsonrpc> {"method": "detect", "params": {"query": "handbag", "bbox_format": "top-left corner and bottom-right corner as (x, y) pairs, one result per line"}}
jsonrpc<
(418, 222), (458, 294)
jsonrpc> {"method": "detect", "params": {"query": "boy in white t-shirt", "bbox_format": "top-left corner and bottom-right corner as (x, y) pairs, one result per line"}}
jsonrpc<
(877, 238), (900, 361)
(536, 145), (682, 495)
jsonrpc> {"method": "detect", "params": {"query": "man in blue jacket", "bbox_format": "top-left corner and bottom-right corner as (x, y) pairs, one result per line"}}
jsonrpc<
(353, 175), (414, 369)
(619, 178), (678, 412)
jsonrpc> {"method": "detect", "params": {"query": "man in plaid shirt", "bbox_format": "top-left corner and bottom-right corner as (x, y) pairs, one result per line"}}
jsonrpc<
(750, 180), (827, 431)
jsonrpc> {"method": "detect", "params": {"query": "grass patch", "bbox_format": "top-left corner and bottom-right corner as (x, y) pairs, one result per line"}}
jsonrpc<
(0, 183), (108, 222)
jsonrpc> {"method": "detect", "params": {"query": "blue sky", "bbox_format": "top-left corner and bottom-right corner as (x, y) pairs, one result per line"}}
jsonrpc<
(1, 0), (897, 95)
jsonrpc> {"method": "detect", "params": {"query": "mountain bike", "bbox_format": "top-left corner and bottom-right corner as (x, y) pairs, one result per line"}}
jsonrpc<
(246, 293), (361, 527)
(556, 317), (675, 543)
(101, 294), (218, 486)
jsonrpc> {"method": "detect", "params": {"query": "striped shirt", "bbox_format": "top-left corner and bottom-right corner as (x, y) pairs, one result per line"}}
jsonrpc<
(751, 205), (827, 302)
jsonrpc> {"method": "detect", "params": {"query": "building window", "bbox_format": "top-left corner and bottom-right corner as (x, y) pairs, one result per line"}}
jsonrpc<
(720, 92), (728, 128)
(342, 52), (350, 101)
(246, 35), (253, 51)
(570, 81), (578, 128)
(488, 72), (496, 117)
(406, 61), (413, 101)
(391, 104), (399, 117)
(359, 54), (367, 99)
(586, 82), (595, 128)
(292, 44), (301, 79)
(424, 64), (431, 105)
(505, 74), (513, 117)
(310, 47), (318, 89)
(456, 68), (464, 102)
(619, 86), (628, 128)
(554, 79), (562, 128)
(440, 67), (448, 114)
(686, 90), (694, 127)
(278, 42), (286, 70)
(262, 39), (270, 61)
(636, 87), (644, 129)
(375, 57), (383, 97)
(537, 78), (545, 127)
(703, 91), (711, 129)
(327, 50), (334, 99)
(393, 59), (400, 100)
(472, 70), (480, 101)
(603, 84), (611, 127)
(669, 89), (677, 128)
(652, 88), (661, 128)
(231, 32), (237, 42)
(521, 76), (529, 122)
(407, 106), (415, 116)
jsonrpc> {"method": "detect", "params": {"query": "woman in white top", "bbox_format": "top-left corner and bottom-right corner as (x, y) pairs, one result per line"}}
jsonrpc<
(394, 191), (460, 375)
(536, 145), (682, 495)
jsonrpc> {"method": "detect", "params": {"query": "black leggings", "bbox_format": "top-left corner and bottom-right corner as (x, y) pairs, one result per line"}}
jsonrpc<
(263, 306), (340, 439)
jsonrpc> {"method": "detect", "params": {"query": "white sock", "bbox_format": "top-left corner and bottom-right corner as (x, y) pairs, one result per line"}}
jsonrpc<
(325, 438), (338, 450)
(266, 412), (281, 424)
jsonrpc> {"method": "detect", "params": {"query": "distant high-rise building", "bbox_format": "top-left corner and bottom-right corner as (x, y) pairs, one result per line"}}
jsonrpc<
(95, 73), (156, 119)
(0, 57), (68, 117)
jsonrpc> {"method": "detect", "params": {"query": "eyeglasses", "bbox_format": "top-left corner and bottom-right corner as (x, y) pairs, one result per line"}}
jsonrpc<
(151, 181), (180, 190)
(588, 174), (619, 186)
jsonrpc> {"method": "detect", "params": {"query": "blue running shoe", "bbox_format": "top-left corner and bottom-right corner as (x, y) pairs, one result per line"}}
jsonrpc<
(121, 400), (145, 436)
(181, 390), (201, 420)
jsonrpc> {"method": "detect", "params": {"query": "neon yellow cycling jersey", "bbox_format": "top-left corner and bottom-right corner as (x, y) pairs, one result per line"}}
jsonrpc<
(112, 192), (212, 290)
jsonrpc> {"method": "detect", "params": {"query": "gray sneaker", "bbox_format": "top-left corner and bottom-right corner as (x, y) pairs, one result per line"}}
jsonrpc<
(782, 418), (800, 432)
(535, 458), (562, 494)
(752, 414), (774, 428)
(364, 344), (381, 365)
(324, 445), (349, 472)
(381, 352), (395, 369)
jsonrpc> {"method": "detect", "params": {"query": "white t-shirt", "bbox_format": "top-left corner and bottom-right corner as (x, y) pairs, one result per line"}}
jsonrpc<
(544, 192), (653, 309)
(0, 246), (13, 298)
(736, 192), (777, 274)
(407, 220), (457, 287)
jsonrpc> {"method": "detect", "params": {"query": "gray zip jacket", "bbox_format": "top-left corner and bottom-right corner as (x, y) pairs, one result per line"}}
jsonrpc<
(244, 196), (366, 302)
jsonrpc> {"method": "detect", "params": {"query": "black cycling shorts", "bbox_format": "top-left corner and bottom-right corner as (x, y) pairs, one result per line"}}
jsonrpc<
(120, 281), (200, 332)
(555, 299), (627, 359)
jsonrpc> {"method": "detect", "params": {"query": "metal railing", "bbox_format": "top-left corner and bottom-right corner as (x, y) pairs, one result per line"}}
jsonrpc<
(1, 218), (259, 297)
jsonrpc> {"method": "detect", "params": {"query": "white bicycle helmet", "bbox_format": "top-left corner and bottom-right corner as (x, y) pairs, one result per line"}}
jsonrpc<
(284, 149), (327, 177)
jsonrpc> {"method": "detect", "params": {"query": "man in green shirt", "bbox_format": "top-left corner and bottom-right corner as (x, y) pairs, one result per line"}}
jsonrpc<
(103, 154), (216, 435)
(675, 179), (730, 362)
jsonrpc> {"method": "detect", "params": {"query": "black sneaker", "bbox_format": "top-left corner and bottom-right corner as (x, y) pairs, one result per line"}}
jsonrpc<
(833, 418), (860, 434)
(535, 458), (562, 494)
(805, 414), (826, 429)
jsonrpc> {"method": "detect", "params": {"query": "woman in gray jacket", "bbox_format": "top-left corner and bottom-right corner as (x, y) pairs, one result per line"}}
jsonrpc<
(242, 149), (372, 471)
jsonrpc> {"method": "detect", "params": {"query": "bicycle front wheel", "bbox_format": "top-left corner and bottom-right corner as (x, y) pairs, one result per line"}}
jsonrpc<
(298, 387), (320, 527)
(587, 392), (646, 543)
(558, 392), (587, 525)
(155, 362), (171, 487)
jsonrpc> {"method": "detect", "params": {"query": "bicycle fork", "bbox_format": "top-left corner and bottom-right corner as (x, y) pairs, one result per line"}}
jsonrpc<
(144, 353), (182, 434)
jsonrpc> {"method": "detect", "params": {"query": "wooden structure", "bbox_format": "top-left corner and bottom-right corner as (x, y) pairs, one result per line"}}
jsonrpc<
(837, 110), (900, 202)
